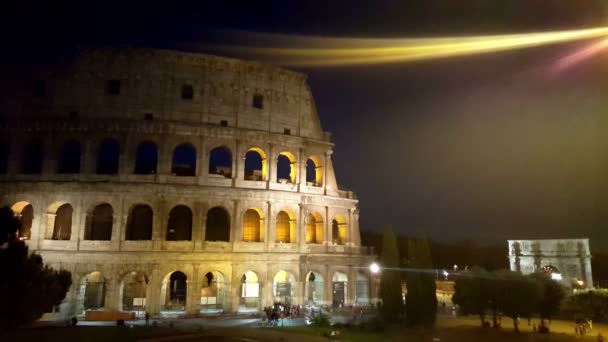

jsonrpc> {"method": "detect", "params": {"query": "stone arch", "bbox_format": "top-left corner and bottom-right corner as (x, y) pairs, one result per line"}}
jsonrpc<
(275, 210), (296, 243)
(305, 271), (324, 305)
(79, 271), (106, 312)
(84, 203), (113, 241)
(166, 205), (192, 241)
(161, 271), (188, 312)
(11, 201), (33, 240)
(332, 271), (349, 307)
(96, 138), (120, 174)
(242, 208), (264, 242)
(209, 145), (232, 178)
(47, 202), (73, 240)
(205, 206), (230, 242)
(306, 156), (323, 186)
(356, 272), (370, 305)
(22, 138), (44, 174)
(273, 270), (296, 304)
(126, 204), (153, 240)
(171, 143), (197, 176)
(306, 212), (324, 244)
(239, 270), (260, 312)
(121, 271), (148, 311)
(134, 141), (158, 174)
(277, 151), (296, 184)
(200, 271), (227, 313)
(58, 139), (81, 174)
(332, 215), (347, 245)
(244, 147), (267, 181)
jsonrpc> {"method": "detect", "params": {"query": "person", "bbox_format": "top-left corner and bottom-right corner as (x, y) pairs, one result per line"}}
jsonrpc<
(71, 316), (78, 327)
(145, 312), (150, 326)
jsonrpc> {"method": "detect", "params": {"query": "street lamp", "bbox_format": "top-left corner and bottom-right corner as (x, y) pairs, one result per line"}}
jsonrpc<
(370, 262), (380, 274)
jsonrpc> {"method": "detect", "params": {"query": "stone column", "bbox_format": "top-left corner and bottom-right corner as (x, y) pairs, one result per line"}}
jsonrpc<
(298, 148), (306, 191)
(147, 268), (162, 317)
(264, 264), (274, 307)
(348, 266), (357, 305)
(230, 264), (241, 313)
(186, 265), (200, 316)
(265, 201), (272, 248)
(104, 276), (120, 311)
(198, 138), (209, 185)
(158, 136), (172, 176)
(236, 140), (246, 182)
(324, 266), (332, 307)
(111, 197), (124, 251)
(269, 144), (277, 185)
(324, 206), (330, 248)
(298, 204), (306, 250)
(153, 197), (167, 250)
(82, 138), (95, 174)
(323, 151), (331, 195)
(232, 200), (242, 244)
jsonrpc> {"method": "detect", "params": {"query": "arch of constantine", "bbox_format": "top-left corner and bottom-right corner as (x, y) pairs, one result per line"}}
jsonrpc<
(0, 48), (377, 319)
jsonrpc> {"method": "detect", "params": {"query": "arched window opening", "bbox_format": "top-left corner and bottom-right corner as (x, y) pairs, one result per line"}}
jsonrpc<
(273, 271), (296, 304)
(0, 141), (8, 174)
(332, 217), (347, 245)
(306, 271), (324, 304)
(126, 204), (153, 240)
(209, 146), (232, 178)
(356, 272), (370, 305)
(52, 203), (73, 240)
(332, 272), (348, 308)
(96, 139), (120, 174)
(83, 272), (106, 311)
(205, 207), (230, 242)
(243, 209), (263, 242)
(171, 144), (196, 176)
(122, 272), (148, 311)
(240, 271), (259, 311)
(200, 271), (227, 313)
(58, 140), (81, 174)
(244, 148), (267, 181)
(306, 212), (324, 244)
(85, 204), (113, 241)
(12, 202), (33, 240)
(306, 157), (323, 186)
(166, 205), (192, 241)
(162, 271), (187, 311)
(22, 139), (44, 174)
(277, 152), (296, 184)
(275, 211), (293, 243)
(134, 142), (158, 174)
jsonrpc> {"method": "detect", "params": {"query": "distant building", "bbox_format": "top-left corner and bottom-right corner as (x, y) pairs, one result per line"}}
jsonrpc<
(508, 239), (593, 288)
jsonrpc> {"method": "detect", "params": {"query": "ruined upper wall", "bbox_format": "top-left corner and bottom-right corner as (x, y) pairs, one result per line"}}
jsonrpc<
(0, 48), (327, 141)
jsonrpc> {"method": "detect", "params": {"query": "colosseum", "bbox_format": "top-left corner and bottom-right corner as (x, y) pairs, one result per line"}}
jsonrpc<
(0, 48), (377, 320)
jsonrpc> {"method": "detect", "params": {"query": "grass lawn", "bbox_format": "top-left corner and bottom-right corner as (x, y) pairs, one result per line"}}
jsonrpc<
(1, 325), (191, 342)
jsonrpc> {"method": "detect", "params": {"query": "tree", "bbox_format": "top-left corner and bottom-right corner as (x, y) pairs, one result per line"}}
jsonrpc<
(452, 266), (491, 327)
(493, 270), (541, 332)
(379, 225), (403, 322)
(561, 289), (608, 322)
(529, 272), (566, 327)
(0, 206), (72, 332)
(405, 238), (437, 327)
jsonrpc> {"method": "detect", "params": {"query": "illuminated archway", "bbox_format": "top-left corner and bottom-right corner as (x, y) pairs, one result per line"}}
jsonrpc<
(239, 271), (260, 312)
(273, 270), (296, 303)
(306, 156), (323, 186)
(12, 201), (33, 240)
(305, 271), (324, 305)
(49, 203), (73, 240)
(243, 209), (264, 242)
(275, 210), (296, 243)
(161, 271), (187, 312)
(277, 152), (296, 184)
(332, 271), (348, 307)
(244, 147), (267, 181)
(306, 212), (324, 244)
(79, 272), (106, 312)
(200, 271), (227, 313)
(121, 271), (148, 311)
(356, 272), (370, 305)
(332, 215), (347, 245)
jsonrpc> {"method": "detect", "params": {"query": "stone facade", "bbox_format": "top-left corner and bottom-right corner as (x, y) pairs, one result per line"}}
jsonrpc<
(0, 48), (376, 320)
(508, 239), (593, 288)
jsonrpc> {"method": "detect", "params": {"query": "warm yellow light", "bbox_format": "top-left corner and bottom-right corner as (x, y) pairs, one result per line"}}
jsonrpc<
(220, 27), (608, 66)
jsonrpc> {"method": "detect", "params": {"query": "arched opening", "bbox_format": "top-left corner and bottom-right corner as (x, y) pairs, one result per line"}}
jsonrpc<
(0, 140), (8, 174)
(275, 210), (295, 243)
(240, 271), (259, 312)
(306, 212), (324, 244)
(171, 143), (196, 176)
(166, 205), (192, 241)
(306, 157), (323, 186)
(58, 140), (81, 174)
(305, 271), (324, 305)
(541, 265), (562, 281)
(244, 147), (267, 181)
(243, 209), (263, 242)
(12, 202), (33, 240)
(22, 138), (44, 174)
(134, 141), (158, 174)
(161, 271), (187, 312)
(85, 204), (113, 240)
(273, 270), (296, 304)
(277, 152), (296, 184)
(52, 203), (73, 240)
(209, 146), (232, 178)
(205, 207), (230, 242)
(332, 272), (348, 307)
(126, 204), (153, 240)
(332, 216), (347, 245)
(356, 272), (370, 305)
(80, 272), (106, 312)
(121, 272), (148, 312)
(96, 139), (120, 174)
(200, 271), (227, 314)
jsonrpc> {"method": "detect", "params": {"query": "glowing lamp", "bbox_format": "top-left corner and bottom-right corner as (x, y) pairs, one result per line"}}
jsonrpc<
(551, 273), (562, 281)
(370, 262), (380, 274)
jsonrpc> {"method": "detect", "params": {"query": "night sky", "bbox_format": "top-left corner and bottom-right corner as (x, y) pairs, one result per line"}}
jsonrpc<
(4, 1), (608, 249)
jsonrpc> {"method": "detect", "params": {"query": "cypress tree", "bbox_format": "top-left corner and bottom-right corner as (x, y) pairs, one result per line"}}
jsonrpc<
(405, 238), (437, 326)
(379, 225), (403, 322)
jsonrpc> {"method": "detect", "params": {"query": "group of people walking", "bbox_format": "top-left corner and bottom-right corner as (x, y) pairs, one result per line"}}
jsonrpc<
(263, 302), (301, 326)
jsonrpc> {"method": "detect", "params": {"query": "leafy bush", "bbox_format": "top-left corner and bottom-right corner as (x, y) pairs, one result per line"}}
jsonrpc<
(311, 313), (331, 327)
(561, 290), (608, 322)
